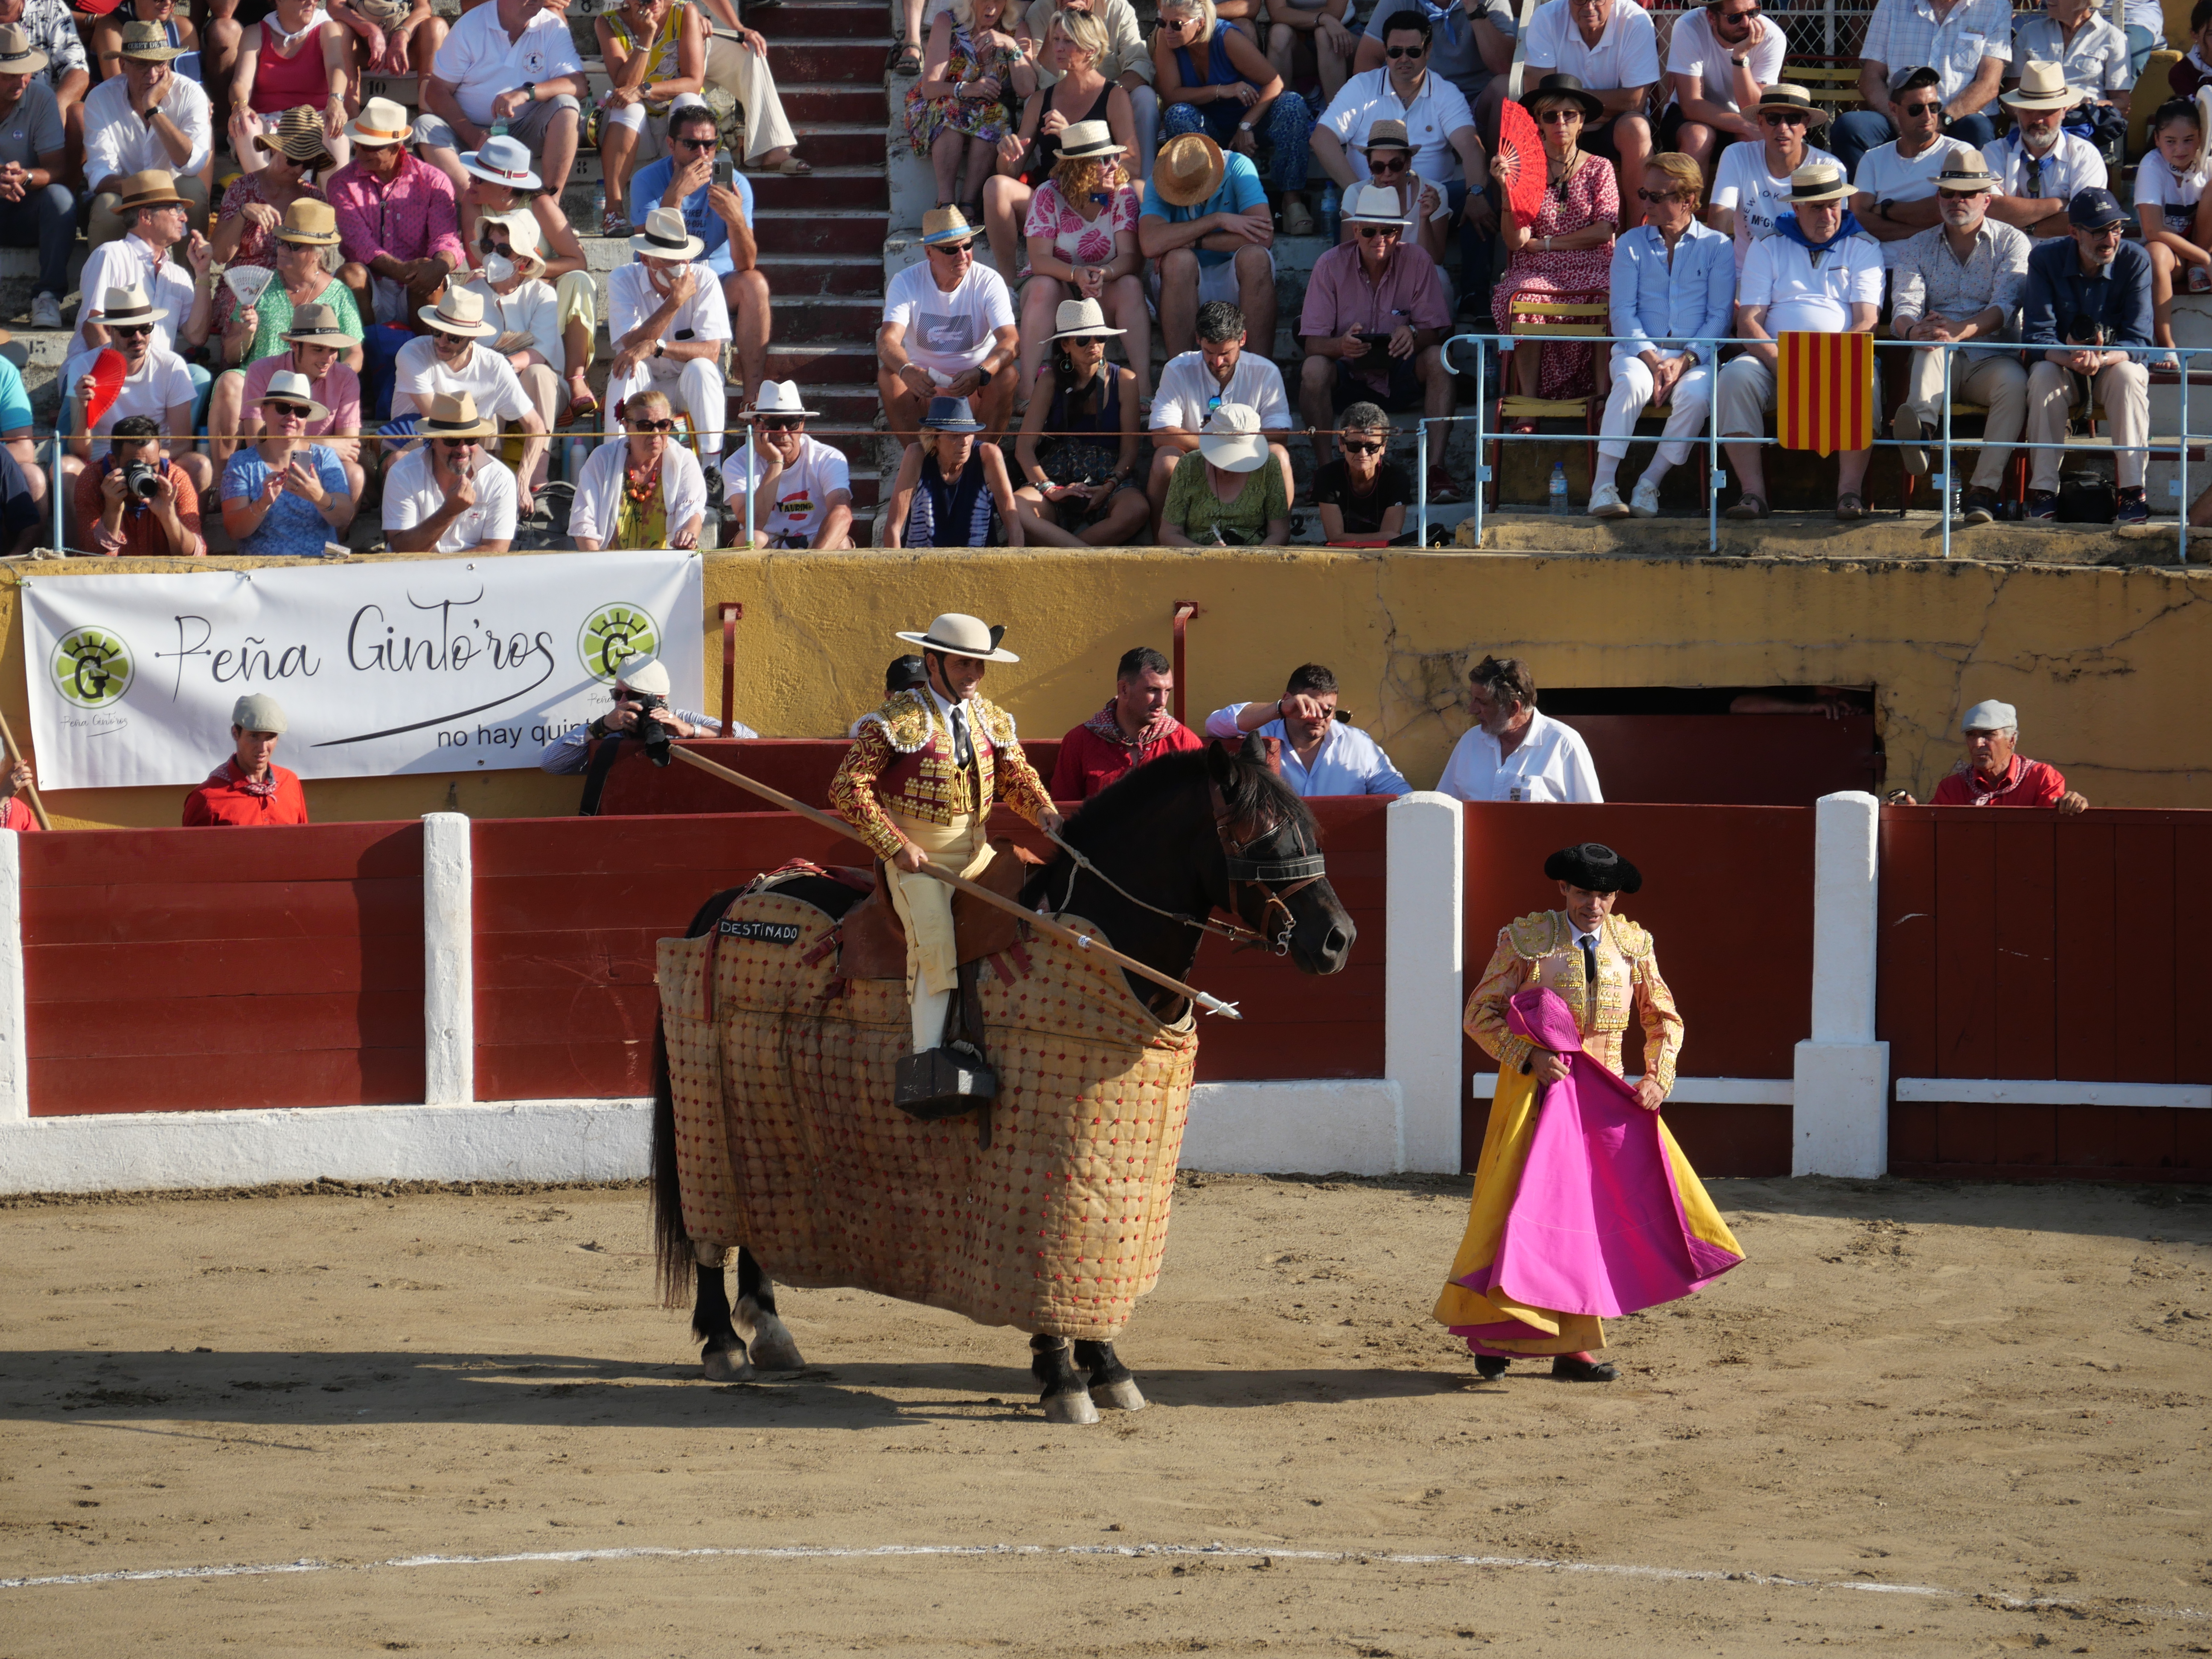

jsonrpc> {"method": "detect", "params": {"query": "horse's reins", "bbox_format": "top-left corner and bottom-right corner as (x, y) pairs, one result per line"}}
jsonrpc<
(1043, 789), (1328, 958)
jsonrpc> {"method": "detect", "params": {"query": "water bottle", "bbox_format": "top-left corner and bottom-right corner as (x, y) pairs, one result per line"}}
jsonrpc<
(594, 183), (606, 230)
(1548, 462), (1569, 516)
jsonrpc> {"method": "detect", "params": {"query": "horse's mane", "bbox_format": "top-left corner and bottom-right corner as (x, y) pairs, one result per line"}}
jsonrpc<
(1061, 745), (1318, 847)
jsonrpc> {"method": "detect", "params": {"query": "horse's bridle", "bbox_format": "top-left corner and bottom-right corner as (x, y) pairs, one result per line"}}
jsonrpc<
(1042, 789), (1329, 957)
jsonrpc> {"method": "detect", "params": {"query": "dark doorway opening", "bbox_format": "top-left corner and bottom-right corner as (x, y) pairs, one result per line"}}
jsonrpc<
(1535, 686), (1884, 806)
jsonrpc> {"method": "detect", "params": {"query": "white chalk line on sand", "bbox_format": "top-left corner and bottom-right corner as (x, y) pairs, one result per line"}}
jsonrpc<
(3, 1541), (2203, 1619)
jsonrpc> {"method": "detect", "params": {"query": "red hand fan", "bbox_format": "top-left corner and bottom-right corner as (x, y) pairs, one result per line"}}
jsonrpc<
(86, 349), (128, 430)
(1493, 99), (1548, 230)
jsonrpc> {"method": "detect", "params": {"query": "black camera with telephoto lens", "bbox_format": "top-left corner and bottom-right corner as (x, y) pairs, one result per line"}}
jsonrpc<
(629, 691), (673, 766)
(120, 459), (160, 501)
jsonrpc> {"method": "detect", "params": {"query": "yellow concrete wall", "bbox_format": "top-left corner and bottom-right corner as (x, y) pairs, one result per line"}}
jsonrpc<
(6, 548), (2209, 828)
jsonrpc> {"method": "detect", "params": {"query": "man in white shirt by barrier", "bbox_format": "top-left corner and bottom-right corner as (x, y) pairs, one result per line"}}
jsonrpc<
(385, 391), (519, 553)
(1435, 655), (1604, 802)
(1205, 662), (1412, 798)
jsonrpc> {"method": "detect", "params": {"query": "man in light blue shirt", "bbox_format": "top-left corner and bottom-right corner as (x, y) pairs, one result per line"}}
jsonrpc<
(1205, 663), (1412, 797)
(627, 100), (770, 400)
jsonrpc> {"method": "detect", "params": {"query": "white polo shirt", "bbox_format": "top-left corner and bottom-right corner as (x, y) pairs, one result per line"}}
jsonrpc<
(1663, 7), (1788, 115)
(1435, 710), (1604, 803)
(1150, 350), (1292, 431)
(1318, 67), (1476, 184)
(1738, 229), (1884, 334)
(431, 0), (585, 128)
(384, 446), (519, 550)
(1982, 131), (2108, 210)
(1523, 0), (1660, 91)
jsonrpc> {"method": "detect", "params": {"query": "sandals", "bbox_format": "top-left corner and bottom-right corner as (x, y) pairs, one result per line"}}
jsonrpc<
(773, 154), (813, 175)
(891, 41), (923, 75)
(1835, 491), (1866, 521)
(601, 204), (630, 238)
(1724, 492), (1769, 521)
(1279, 197), (1316, 235)
(566, 385), (600, 425)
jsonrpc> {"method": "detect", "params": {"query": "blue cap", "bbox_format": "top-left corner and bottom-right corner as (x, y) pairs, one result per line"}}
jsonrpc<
(922, 396), (984, 432)
(2068, 186), (2126, 229)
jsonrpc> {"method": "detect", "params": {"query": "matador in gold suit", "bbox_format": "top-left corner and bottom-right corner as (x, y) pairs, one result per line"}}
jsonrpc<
(827, 612), (1061, 1058)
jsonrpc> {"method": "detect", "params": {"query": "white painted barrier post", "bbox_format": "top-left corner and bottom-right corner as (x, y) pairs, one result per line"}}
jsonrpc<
(0, 829), (24, 1123)
(1792, 791), (1889, 1177)
(1387, 791), (1464, 1173)
(423, 812), (474, 1106)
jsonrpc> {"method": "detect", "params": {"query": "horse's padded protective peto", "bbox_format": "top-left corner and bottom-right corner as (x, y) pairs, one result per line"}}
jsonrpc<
(659, 894), (1198, 1341)
(834, 838), (1045, 982)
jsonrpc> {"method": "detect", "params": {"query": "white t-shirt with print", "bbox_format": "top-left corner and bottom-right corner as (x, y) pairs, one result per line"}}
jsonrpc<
(431, 1), (585, 128)
(64, 345), (197, 442)
(2134, 150), (2204, 232)
(383, 447), (519, 550)
(1523, 0), (1660, 91)
(391, 336), (536, 424)
(881, 259), (1016, 376)
(607, 261), (733, 350)
(1663, 8), (1787, 115)
(722, 433), (853, 544)
(1711, 141), (1841, 271)
(1150, 350), (1292, 432)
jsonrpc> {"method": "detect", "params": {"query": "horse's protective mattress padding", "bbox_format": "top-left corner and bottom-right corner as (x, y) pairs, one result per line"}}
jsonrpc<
(658, 892), (1199, 1340)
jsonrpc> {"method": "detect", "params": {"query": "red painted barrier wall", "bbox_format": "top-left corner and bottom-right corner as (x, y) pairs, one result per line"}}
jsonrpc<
(1553, 715), (1882, 805)
(22, 824), (427, 1115)
(1878, 806), (2212, 1181)
(1461, 804), (1815, 1179)
(471, 797), (1386, 1100)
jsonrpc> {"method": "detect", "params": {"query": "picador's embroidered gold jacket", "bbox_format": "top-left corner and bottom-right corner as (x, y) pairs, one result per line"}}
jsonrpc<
(1464, 909), (1684, 1093)
(828, 689), (1055, 862)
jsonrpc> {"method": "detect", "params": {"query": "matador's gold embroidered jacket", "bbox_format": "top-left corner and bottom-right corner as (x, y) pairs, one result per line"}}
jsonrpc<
(1464, 909), (1684, 1093)
(827, 688), (1055, 862)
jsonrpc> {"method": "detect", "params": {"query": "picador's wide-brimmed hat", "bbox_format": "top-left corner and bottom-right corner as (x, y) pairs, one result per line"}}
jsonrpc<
(894, 613), (1020, 664)
(1545, 841), (1642, 894)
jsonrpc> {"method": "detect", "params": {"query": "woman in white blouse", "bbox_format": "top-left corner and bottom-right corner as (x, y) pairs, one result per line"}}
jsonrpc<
(568, 388), (707, 550)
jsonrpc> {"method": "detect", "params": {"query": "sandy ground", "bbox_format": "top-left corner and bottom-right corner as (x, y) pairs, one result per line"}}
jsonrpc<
(2, 1173), (2209, 1657)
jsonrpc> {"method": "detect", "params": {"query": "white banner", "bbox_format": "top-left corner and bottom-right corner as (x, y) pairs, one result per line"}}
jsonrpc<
(21, 552), (705, 790)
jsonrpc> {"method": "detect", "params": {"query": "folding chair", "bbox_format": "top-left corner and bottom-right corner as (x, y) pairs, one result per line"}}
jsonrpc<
(1782, 58), (1865, 120)
(1488, 293), (1606, 510)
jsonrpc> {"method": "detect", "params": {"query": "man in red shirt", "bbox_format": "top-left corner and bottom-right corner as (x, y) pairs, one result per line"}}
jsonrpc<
(1049, 646), (1205, 801)
(182, 694), (311, 827)
(1, 760), (41, 832)
(1894, 699), (2089, 812)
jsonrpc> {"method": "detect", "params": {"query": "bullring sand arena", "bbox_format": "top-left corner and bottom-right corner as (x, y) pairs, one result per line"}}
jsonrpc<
(4, 1172), (2208, 1655)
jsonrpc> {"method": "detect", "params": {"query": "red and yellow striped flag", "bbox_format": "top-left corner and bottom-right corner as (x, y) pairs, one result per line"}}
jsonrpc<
(1776, 332), (1873, 457)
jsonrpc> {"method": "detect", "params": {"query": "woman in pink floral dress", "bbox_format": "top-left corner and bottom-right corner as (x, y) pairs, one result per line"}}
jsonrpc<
(1015, 121), (1151, 405)
(904, 0), (1033, 219)
(1492, 75), (1620, 417)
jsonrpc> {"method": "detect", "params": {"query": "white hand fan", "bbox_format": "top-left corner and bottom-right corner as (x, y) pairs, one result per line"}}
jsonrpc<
(224, 265), (275, 309)
(2193, 86), (2212, 189)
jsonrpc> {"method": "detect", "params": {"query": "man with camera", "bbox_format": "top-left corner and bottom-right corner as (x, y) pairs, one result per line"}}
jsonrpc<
(2020, 186), (2151, 524)
(537, 655), (754, 816)
(70, 412), (204, 556)
(59, 283), (213, 547)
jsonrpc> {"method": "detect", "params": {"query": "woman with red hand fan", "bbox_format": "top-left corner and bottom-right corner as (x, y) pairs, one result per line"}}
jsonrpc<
(1491, 74), (1617, 417)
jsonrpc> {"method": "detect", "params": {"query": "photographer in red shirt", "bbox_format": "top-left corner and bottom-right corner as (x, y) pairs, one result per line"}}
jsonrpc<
(183, 693), (310, 827)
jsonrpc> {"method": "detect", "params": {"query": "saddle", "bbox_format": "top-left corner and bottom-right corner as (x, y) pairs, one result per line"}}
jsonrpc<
(835, 836), (1044, 982)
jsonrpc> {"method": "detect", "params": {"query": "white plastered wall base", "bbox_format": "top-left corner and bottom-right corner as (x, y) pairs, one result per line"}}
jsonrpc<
(1178, 1080), (1408, 1177)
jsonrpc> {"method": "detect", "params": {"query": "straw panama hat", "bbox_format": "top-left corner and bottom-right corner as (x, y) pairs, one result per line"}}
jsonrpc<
(1047, 296), (1125, 341)
(920, 205), (977, 246)
(1753, 84), (1830, 125)
(1935, 159), (2000, 193)
(1151, 133), (1225, 207)
(461, 134), (541, 193)
(1055, 119), (1123, 159)
(2002, 61), (2076, 111)
(748, 379), (821, 419)
(345, 97), (412, 146)
(894, 613), (1021, 664)
(1363, 118), (1413, 151)
(282, 301), (354, 348)
(1786, 160), (1850, 203)
(631, 204), (704, 262)
(116, 168), (186, 210)
(419, 285), (499, 337)
(1198, 402), (1269, 472)
(422, 390), (497, 439)
(1343, 182), (1412, 227)
(0, 24), (49, 75)
(118, 18), (184, 58)
(276, 198), (341, 246)
(100, 282), (168, 326)
(259, 367), (330, 423)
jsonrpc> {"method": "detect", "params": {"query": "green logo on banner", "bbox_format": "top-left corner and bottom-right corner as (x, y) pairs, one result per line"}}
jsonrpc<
(578, 602), (661, 684)
(52, 626), (134, 709)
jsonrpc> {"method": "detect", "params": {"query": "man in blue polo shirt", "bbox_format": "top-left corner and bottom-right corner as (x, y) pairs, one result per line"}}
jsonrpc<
(626, 98), (771, 404)
(1138, 132), (1278, 357)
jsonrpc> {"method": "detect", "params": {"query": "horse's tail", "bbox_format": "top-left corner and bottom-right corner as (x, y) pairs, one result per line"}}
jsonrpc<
(649, 1015), (692, 1310)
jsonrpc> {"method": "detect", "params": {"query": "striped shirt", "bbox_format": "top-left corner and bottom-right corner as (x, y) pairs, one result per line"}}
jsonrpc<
(1859, 0), (2013, 104)
(1888, 215), (2029, 358)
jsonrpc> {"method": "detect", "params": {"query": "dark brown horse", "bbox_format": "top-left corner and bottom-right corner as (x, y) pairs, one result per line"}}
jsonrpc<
(649, 739), (1356, 1422)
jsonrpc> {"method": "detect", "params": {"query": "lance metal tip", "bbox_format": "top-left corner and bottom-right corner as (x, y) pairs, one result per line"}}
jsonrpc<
(1192, 992), (1243, 1020)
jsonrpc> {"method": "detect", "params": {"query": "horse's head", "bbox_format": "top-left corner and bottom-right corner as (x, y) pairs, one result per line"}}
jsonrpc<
(1204, 739), (1355, 976)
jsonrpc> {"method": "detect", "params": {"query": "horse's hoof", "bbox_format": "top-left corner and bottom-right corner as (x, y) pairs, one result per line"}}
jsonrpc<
(1091, 1377), (1147, 1412)
(702, 1345), (755, 1383)
(745, 1313), (807, 1371)
(1041, 1388), (1100, 1426)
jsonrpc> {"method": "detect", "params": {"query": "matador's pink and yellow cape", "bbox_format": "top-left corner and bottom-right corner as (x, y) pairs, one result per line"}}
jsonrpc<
(1435, 915), (1743, 1357)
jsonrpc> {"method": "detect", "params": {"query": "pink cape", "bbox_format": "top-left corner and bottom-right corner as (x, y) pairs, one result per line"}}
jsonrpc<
(1458, 987), (1743, 1320)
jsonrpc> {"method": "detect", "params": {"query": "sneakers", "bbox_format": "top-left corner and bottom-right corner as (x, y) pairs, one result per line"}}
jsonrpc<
(1892, 410), (1927, 476)
(1587, 480), (1630, 519)
(2024, 489), (2058, 521)
(1960, 485), (1999, 526)
(29, 291), (60, 330)
(1629, 476), (1662, 518)
(2116, 484), (2150, 525)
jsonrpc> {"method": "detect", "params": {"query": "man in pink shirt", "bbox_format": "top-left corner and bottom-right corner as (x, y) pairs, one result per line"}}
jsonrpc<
(326, 97), (466, 329)
(1296, 182), (1455, 498)
(209, 302), (365, 501)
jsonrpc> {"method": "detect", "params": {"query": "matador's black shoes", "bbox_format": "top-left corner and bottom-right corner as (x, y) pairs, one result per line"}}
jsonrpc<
(1551, 1353), (1618, 1382)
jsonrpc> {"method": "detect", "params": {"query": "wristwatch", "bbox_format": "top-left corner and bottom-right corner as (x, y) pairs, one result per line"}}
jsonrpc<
(521, 80), (536, 102)
(1730, 55), (1747, 67)
(1238, 121), (1255, 132)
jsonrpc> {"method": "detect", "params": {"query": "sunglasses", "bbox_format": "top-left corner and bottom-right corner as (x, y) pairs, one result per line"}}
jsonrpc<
(1384, 42), (1425, 56)
(929, 240), (975, 254)
(438, 437), (480, 450)
(112, 322), (155, 337)
(1761, 109), (1809, 125)
(673, 134), (717, 150)
(1341, 439), (1384, 454)
(1537, 109), (1583, 124)
(265, 401), (311, 417)
(1356, 224), (1401, 238)
(1060, 335), (1107, 347)
(1368, 154), (1410, 173)
(1715, 4), (1760, 18)
(1898, 99), (1942, 116)
(757, 416), (803, 429)
(1637, 188), (1691, 202)
(631, 418), (678, 432)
